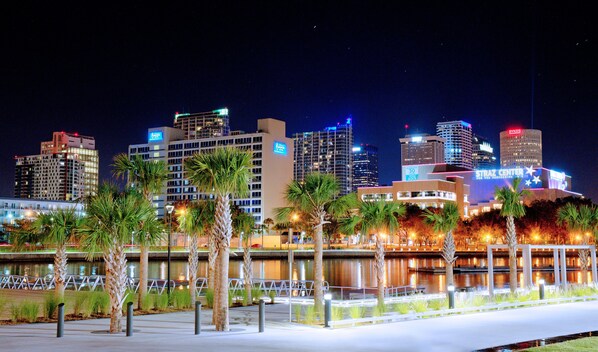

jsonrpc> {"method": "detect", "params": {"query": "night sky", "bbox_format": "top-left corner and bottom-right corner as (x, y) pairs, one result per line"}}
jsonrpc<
(1, 2), (597, 201)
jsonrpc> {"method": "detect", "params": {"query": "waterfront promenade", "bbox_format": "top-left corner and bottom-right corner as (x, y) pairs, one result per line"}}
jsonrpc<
(1, 300), (598, 351)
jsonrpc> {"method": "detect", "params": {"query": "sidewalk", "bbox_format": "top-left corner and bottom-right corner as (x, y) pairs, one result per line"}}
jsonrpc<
(1, 301), (598, 351)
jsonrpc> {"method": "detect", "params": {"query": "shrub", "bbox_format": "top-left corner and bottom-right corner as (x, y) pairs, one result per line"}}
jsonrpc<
(251, 287), (263, 303)
(332, 306), (344, 321)
(0, 296), (7, 317)
(372, 304), (385, 317)
(268, 290), (276, 304)
(304, 305), (316, 325)
(43, 293), (60, 319)
(410, 300), (428, 313)
(394, 302), (411, 314)
(10, 304), (21, 322)
(205, 289), (214, 308)
(89, 292), (109, 315)
(21, 302), (40, 323)
(349, 305), (365, 319)
(73, 292), (89, 316)
(141, 294), (153, 311)
(428, 298), (447, 311)
(471, 295), (488, 307)
(122, 290), (136, 314)
(154, 293), (169, 311)
(293, 304), (302, 323)
(173, 290), (192, 309)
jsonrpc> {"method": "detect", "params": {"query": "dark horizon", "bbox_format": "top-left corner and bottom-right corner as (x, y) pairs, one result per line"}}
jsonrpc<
(1, 2), (596, 201)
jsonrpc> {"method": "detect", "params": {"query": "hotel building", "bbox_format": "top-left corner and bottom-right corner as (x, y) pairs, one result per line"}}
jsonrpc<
(293, 118), (353, 196)
(436, 120), (473, 169)
(173, 108), (230, 140)
(500, 128), (542, 167)
(352, 144), (379, 191)
(129, 118), (293, 221)
(399, 134), (445, 167)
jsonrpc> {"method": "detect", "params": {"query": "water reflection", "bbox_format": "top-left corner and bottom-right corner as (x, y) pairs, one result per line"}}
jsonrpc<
(1, 256), (592, 294)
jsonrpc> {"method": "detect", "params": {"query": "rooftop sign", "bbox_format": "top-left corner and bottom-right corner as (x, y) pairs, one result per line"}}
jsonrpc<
(148, 131), (164, 143)
(507, 129), (522, 136)
(273, 141), (287, 156)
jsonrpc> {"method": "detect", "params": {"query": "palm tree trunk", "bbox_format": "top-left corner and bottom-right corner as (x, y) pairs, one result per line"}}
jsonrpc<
(212, 248), (220, 325)
(208, 231), (216, 290)
(188, 235), (199, 305)
(375, 235), (385, 306)
(243, 244), (252, 304)
(579, 239), (589, 284)
(54, 243), (67, 299)
(106, 243), (128, 333)
(137, 244), (149, 309)
(313, 215), (324, 318)
(506, 216), (518, 294)
(213, 194), (232, 331)
(442, 230), (457, 287)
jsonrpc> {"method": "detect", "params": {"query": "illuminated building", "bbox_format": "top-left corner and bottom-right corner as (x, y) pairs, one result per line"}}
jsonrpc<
(173, 108), (230, 140)
(0, 197), (85, 235)
(293, 118), (353, 196)
(129, 118), (293, 221)
(353, 144), (379, 191)
(399, 134), (445, 167)
(472, 134), (496, 169)
(436, 120), (473, 169)
(500, 128), (542, 167)
(14, 132), (98, 201)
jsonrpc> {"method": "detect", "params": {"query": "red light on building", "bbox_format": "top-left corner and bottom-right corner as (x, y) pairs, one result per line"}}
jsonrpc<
(507, 128), (522, 136)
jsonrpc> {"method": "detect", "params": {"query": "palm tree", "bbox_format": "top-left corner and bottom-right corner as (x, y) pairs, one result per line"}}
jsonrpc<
(82, 187), (162, 333)
(557, 203), (598, 284)
(177, 201), (214, 305)
(263, 218), (274, 248)
(185, 147), (253, 332)
(112, 153), (168, 309)
(278, 173), (345, 314)
(31, 208), (84, 299)
(495, 178), (530, 294)
(342, 200), (404, 305)
(233, 211), (255, 304)
(423, 202), (460, 288)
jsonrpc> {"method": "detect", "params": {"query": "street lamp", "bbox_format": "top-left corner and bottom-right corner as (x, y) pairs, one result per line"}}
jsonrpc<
(165, 204), (175, 297)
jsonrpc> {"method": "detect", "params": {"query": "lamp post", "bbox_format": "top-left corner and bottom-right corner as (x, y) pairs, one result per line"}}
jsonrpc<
(447, 284), (455, 309)
(165, 204), (175, 298)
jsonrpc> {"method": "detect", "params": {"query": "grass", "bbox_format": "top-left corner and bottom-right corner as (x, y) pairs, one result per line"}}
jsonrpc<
(73, 292), (89, 316)
(153, 293), (169, 311)
(172, 290), (192, 309)
(304, 305), (316, 324)
(522, 336), (598, 351)
(43, 293), (60, 319)
(332, 306), (344, 321)
(205, 289), (214, 308)
(349, 306), (365, 319)
(393, 302), (411, 314)
(410, 300), (429, 313)
(293, 304), (302, 322)
(20, 301), (40, 323)
(89, 291), (109, 315)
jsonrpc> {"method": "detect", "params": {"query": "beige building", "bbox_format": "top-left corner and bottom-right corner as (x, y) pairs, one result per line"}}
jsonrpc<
(357, 176), (470, 218)
(399, 134), (445, 168)
(129, 118), (293, 223)
(500, 128), (542, 167)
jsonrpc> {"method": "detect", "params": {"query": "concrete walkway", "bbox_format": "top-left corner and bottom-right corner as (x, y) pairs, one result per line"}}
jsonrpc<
(2, 301), (598, 351)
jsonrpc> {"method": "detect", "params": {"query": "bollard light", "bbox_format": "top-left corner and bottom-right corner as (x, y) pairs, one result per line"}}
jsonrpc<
(447, 285), (455, 309)
(538, 279), (545, 300)
(324, 294), (332, 328)
(57, 303), (65, 338)
(126, 302), (133, 336)
(195, 302), (201, 335)
(259, 299), (265, 333)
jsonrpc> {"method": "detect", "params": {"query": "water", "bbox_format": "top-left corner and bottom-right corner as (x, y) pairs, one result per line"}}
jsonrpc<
(1, 256), (591, 294)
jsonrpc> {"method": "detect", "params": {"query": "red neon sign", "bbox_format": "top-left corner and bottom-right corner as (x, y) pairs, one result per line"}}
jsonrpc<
(507, 129), (522, 136)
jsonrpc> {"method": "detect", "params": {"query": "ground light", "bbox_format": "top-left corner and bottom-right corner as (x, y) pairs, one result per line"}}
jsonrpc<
(447, 285), (455, 309)
(324, 293), (332, 328)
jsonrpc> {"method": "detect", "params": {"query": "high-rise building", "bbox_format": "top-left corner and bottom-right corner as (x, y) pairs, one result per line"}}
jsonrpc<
(173, 108), (230, 140)
(436, 120), (473, 169)
(353, 144), (379, 191)
(399, 134), (445, 167)
(293, 118), (353, 196)
(40, 132), (99, 197)
(129, 118), (293, 222)
(472, 134), (496, 169)
(499, 128), (542, 167)
(14, 132), (97, 201)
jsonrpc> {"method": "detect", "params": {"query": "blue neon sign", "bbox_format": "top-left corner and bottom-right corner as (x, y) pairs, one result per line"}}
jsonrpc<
(148, 131), (164, 142)
(273, 141), (287, 155)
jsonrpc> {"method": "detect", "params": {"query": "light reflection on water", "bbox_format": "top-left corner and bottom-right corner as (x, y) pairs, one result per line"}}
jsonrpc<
(1, 256), (591, 294)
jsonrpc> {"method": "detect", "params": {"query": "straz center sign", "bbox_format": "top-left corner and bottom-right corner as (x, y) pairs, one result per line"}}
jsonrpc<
(474, 168), (524, 180)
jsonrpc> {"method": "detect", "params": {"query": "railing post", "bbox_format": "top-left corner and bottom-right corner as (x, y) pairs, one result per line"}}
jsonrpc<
(259, 299), (266, 332)
(195, 302), (201, 335)
(126, 302), (133, 336)
(57, 303), (65, 338)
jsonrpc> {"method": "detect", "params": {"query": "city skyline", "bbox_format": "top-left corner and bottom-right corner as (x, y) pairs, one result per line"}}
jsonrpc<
(1, 2), (596, 200)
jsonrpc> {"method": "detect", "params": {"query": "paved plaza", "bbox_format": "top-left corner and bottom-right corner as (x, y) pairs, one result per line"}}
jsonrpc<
(1, 300), (598, 351)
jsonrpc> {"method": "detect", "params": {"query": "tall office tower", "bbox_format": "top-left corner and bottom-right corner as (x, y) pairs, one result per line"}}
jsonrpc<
(40, 132), (99, 197)
(499, 128), (542, 167)
(436, 120), (473, 169)
(14, 131), (97, 201)
(14, 154), (85, 201)
(129, 118), (293, 221)
(293, 118), (353, 196)
(173, 108), (230, 140)
(399, 134), (445, 166)
(353, 144), (379, 191)
(472, 134), (496, 169)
